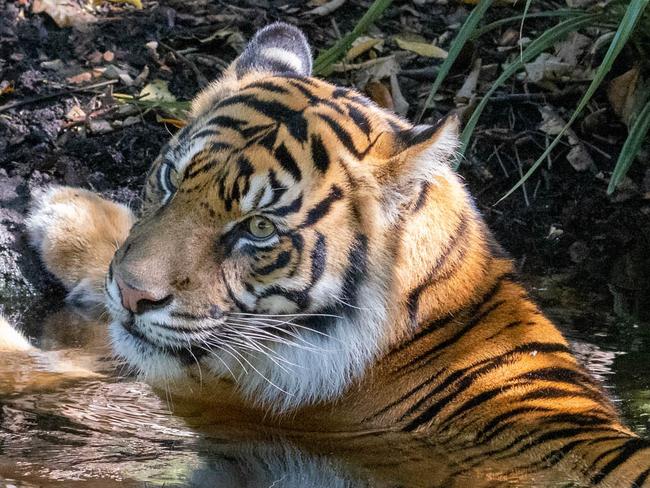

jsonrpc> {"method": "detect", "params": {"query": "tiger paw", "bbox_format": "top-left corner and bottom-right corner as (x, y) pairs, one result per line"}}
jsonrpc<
(25, 186), (135, 307)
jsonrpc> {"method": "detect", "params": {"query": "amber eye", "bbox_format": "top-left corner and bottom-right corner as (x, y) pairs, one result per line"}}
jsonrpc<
(248, 216), (276, 239)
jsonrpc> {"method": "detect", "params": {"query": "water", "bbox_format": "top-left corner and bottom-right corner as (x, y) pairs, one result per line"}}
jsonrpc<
(0, 276), (648, 487)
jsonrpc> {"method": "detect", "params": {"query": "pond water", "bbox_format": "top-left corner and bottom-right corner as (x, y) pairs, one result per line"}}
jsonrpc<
(0, 276), (648, 487)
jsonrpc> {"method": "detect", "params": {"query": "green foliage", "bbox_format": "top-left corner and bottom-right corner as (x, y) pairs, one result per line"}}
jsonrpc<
(313, 0), (393, 76)
(415, 0), (493, 123)
(417, 0), (650, 200)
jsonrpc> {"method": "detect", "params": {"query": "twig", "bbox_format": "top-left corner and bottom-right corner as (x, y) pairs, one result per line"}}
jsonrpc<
(160, 41), (209, 88)
(0, 80), (118, 113)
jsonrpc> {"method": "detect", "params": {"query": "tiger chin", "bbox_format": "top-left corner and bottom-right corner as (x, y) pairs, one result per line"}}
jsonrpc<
(18, 22), (650, 486)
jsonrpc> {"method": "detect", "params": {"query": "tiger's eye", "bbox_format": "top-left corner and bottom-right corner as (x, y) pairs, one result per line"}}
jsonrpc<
(248, 216), (276, 239)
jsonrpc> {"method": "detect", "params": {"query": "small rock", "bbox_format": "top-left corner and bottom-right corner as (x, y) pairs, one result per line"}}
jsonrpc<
(88, 50), (103, 65)
(122, 115), (140, 127)
(87, 119), (113, 134)
(546, 225), (564, 240)
(569, 240), (589, 263)
(66, 71), (92, 84)
(133, 65), (150, 87)
(608, 176), (639, 203)
(102, 64), (126, 79)
(118, 73), (134, 86)
(40, 59), (64, 71)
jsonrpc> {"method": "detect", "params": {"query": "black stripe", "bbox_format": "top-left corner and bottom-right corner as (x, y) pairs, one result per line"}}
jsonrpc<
(192, 128), (220, 139)
(398, 298), (507, 375)
(246, 81), (291, 94)
(318, 113), (362, 158)
(339, 234), (368, 308)
(406, 214), (471, 327)
(634, 467), (650, 487)
(264, 170), (287, 207)
(216, 94), (308, 143)
(274, 143), (302, 181)
(397, 343), (570, 424)
(310, 134), (330, 173)
(310, 232), (327, 283)
(255, 251), (291, 276)
(268, 193), (303, 217)
(591, 438), (650, 485)
(205, 115), (248, 132)
(347, 104), (371, 136)
(301, 185), (344, 227)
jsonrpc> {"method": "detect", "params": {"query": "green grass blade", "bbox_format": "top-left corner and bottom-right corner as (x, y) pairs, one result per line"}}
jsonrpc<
(313, 0), (393, 76)
(416, 0), (493, 123)
(607, 97), (650, 194)
(472, 10), (582, 38)
(457, 13), (597, 168)
(497, 0), (649, 204)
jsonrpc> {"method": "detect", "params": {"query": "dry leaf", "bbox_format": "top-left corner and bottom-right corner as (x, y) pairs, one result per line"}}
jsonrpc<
(365, 81), (393, 110)
(156, 115), (187, 128)
(566, 144), (593, 172)
(107, 0), (143, 8)
(389, 74), (409, 115)
(65, 105), (86, 121)
(394, 36), (447, 59)
(140, 80), (176, 103)
(305, 0), (345, 16)
(554, 32), (590, 66)
(345, 37), (383, 61)
(32, 0), (95, 28)
(455, 58), (481, 105)
(607, 67), (640, 127)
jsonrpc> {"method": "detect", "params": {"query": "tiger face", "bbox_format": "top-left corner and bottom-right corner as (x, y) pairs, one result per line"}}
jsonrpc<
(106, 23), (459, 411)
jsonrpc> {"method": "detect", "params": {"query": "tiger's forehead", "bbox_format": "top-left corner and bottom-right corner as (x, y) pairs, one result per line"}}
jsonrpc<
(145, 75), (409, 217)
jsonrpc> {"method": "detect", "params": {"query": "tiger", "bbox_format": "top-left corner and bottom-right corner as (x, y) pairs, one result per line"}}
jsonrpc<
(13, 22), (650, 486)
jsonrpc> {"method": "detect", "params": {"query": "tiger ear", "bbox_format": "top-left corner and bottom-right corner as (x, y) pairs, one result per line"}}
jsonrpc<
(234, 22), (312, 78)
(371, 114), (460, 218)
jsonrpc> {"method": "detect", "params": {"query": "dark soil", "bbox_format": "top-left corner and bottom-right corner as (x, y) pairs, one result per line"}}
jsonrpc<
(1, 0), (649, 329)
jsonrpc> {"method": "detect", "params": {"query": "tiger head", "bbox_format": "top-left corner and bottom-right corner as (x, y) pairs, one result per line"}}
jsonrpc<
(106, 23), (474, 411)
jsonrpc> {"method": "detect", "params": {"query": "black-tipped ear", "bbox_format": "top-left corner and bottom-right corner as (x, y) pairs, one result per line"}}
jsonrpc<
(235, 22), (312, 78)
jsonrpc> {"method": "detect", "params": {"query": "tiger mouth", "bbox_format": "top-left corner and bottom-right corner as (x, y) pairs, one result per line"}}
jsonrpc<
(118, 315), (207, 365)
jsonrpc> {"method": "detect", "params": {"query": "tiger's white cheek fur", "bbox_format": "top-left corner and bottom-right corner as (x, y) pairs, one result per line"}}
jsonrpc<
(108, 321), (187, 382)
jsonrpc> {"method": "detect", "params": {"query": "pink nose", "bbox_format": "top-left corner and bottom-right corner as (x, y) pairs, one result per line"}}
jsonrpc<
(115, 276), (171, 314)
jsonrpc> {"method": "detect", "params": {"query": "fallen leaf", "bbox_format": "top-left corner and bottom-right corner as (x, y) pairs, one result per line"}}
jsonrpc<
(345, 37), (383, 61)
(32, 0), (95, 28)
(65, 105), (86, 121)
(156, 115), (187, 128)
(525, 53), (572, 82)
(566, 144), (593, 172)
(140, 80), (177, 103)
(455, 58), (481, 105)
(365, 81), (393, 110)
(389, 74), (409, 115)
(106, 0), (142, 8)
(554, 32), (590, 66)
(305, 0), (345, 16)
(394, 35), (447, 59)
(607, 67), (640, 126)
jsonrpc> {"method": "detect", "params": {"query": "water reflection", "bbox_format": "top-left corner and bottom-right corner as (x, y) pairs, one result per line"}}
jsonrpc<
(1, 284), (648, 487)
